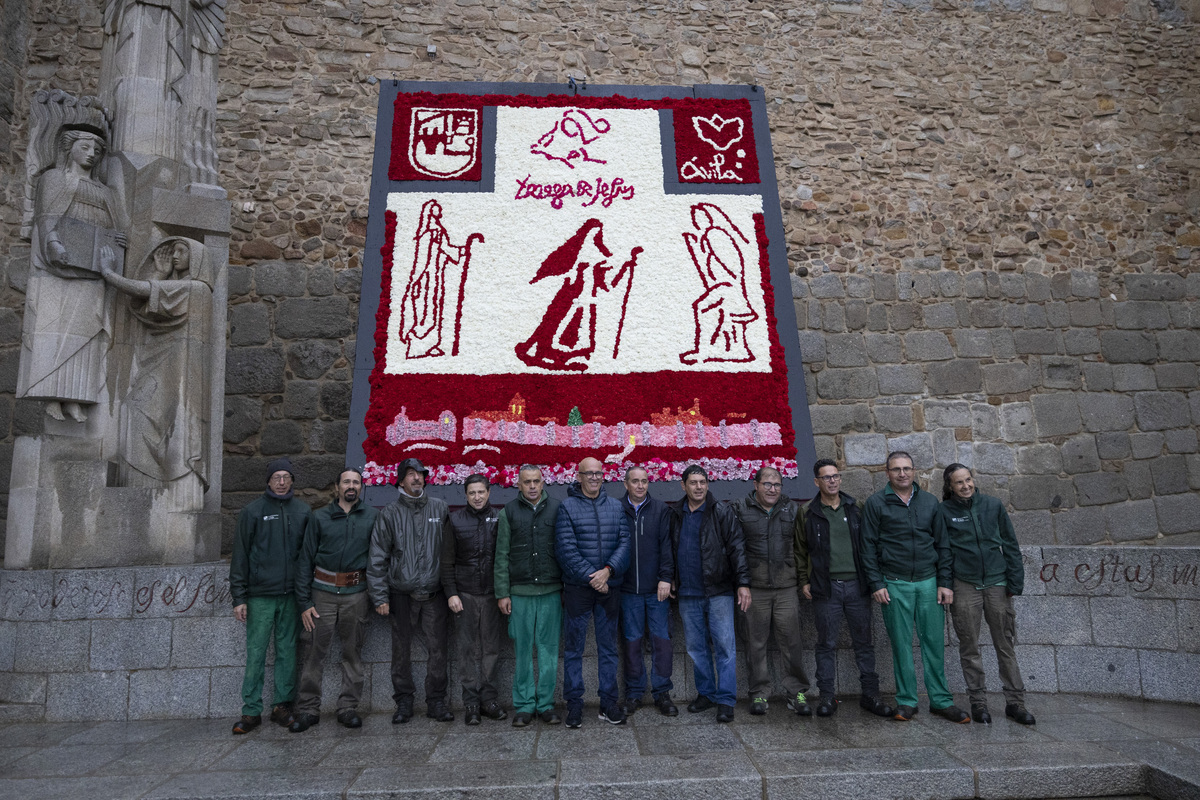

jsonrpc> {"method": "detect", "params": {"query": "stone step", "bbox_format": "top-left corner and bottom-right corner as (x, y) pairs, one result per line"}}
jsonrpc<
(0, 703), (44, 723)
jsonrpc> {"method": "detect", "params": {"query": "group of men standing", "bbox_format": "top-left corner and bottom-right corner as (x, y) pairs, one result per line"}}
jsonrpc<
(228, 450), (1034, 735)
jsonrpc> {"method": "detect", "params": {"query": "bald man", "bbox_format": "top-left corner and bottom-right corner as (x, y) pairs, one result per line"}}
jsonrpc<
(555, 457), (632, 728)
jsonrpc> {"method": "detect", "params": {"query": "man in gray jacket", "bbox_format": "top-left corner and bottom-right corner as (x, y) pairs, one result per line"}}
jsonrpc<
(368, 458), (453, 724)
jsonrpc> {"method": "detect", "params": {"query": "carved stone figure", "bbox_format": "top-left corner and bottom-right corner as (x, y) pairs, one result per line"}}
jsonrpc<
(101, 237), (213, 509)
(17, 117), (126, 423)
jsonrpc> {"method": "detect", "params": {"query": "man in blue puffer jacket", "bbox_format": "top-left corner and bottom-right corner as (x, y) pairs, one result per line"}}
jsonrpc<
(555, 456), (632, 729)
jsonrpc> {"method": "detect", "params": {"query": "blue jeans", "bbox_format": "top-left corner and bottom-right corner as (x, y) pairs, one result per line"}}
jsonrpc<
(563, 584), (621, 707)
(678, 593), (737, 706)
(812, 578), (880, 698)
(619, 592), (673, 699)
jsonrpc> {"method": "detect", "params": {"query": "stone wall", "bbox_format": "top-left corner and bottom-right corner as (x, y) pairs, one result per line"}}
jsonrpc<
(1, 546), (1195, 721)
(0, 0), (1197, 554)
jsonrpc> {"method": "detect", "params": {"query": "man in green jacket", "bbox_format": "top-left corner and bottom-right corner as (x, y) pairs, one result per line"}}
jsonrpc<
(937, 464), (1035, 726)
(289, 468), (378, 733)
(860, 451), (968, 724)
(229, 458), (312, 735)
(495, 464), (563, 727)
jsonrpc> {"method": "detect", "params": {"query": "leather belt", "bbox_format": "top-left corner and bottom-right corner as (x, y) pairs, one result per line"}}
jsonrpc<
(314, 567), (363, 587)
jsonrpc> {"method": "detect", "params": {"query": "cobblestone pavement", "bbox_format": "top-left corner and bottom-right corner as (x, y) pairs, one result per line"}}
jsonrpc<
(0, 693), (1197, 800)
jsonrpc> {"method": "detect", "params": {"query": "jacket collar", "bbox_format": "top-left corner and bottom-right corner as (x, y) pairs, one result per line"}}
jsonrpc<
(807, 491), (856, 514)
(745, 489), (791, 515)
(517, 491), (546, 512)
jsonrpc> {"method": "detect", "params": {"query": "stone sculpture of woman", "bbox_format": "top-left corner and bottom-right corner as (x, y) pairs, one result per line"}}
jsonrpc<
(17, 124), (126, 423)
(99, 237), (213, 509)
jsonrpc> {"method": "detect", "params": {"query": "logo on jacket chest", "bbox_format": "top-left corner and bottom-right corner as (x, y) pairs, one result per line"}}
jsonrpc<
(951, 516), (970, 523)
(263, 514), (280, 521)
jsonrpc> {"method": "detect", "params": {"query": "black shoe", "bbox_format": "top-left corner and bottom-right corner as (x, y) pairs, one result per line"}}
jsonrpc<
(231, 714), (261, 735)
(1005, 704), (1036, 725)
(687, 696), (715, 713)
(786, 692), (813, 716)
(539, 708), (562, 725)
(893, 705), (917, 721)
(816, 696), (839, 717)
(565, 704), (583, 728)
(392, 697), (414, 724)
(971, 704), (992, 724)
(623, 697), (642, 716)
(427, 699), (454, 722)
(860, 696), (896, 718)
(931, 704), (971, 724)
(481, 700), (507, 721)
(716, 704), (735, 723)
(512, 712), (534, 728)
(269, 703), (294, 727)
(289, 712), (319, 733)
(336, 709), (362, 729)
(599, 703), (627, 725)
(750, 698), (768, 716)
(465, 705), (481, 726)
(654, 694), (679, 717)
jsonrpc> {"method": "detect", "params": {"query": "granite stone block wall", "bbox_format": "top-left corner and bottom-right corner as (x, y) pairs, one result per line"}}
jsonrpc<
(1, 546), (1194, 721)
(0, 0), (1196, 552)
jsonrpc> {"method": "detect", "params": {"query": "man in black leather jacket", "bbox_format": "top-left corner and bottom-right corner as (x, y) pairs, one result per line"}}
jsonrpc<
(367, 457), (453, 724)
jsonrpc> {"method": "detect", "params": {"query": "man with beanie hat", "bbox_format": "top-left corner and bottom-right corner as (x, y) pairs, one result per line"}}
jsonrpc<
(229, 458), (313, 735)
(368, 457), (453, 723)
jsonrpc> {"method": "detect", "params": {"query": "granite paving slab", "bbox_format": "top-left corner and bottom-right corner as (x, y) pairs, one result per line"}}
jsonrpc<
(558, 752), (761, 800)
(756, 745), (975, 800)
(0, 694), (1195, 799)
(946, 740), (1145, 799)
(348, 761), (558, 800)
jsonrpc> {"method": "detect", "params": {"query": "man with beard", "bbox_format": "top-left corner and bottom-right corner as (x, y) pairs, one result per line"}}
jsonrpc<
(442, 474), (507, 725)
(368, 458), (453, 723)
(290, 468), (377, 732)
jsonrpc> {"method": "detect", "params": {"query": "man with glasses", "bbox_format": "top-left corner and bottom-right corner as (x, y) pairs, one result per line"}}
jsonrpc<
(229, 458), (312, 735)
(733, 466), (812, 716)
(555, 457), (631, 728)
(797, 459), (894, 719)
(861, 451), (968, 724)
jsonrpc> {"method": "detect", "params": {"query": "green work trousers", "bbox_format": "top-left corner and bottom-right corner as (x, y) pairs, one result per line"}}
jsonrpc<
(509, 592), (562, 714)
(880, 576), (953, 710)
(241, 594), (299, 716)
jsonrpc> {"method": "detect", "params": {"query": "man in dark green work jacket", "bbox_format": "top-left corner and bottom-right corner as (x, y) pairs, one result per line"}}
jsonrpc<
(289, 468), (378, 733)
(495, 464), (563, 727)
(937, 463), (1035, 726)
(229, 457), (312, 735)
(860, 451), (968, 724)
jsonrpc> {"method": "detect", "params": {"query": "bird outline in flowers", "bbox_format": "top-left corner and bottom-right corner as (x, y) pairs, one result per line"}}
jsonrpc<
(530, 109), (612, 169)
(398, 199), (484, 359)
(515, 218), (641, 372)
(680, 202), (758, 365)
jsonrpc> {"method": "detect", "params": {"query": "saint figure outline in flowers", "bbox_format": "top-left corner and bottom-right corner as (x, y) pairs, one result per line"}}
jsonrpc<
(679, 202), (758, 365)
(398, 199), (484, 359)
(515, 218), (641, 372)
(530, 108), (612, 169)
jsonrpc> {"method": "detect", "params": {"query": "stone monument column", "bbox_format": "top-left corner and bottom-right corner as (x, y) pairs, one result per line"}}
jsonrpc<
(6, 0), (230, 569)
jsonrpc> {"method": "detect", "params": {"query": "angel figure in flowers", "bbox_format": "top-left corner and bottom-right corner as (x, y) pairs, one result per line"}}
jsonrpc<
(516, 218), (641, 372)
(399, 199), (483, 359)
(679, 202), (758, 365)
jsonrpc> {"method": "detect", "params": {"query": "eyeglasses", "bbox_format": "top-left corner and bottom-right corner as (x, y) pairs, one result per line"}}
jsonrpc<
(757, 482), (782, 490)
(580, 471), (604, 479)
(887, 466), (914, 474)
(816, 474), (841, 483)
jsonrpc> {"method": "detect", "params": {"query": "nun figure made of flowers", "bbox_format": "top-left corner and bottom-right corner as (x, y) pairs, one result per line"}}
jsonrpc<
(100, 237), (213, 510)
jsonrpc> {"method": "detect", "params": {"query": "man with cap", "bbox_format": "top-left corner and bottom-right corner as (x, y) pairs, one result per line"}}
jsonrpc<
(289, 468), (378, 733)
(367, 457), (453, 723)
(229, 458), (312, 735)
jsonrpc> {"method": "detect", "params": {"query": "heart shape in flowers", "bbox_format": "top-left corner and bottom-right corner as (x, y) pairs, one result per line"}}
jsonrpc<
(692, 114), (744, 152)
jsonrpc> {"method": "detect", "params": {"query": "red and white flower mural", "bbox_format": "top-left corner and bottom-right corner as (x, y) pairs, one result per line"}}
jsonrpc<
(360, 87), (803, 486)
